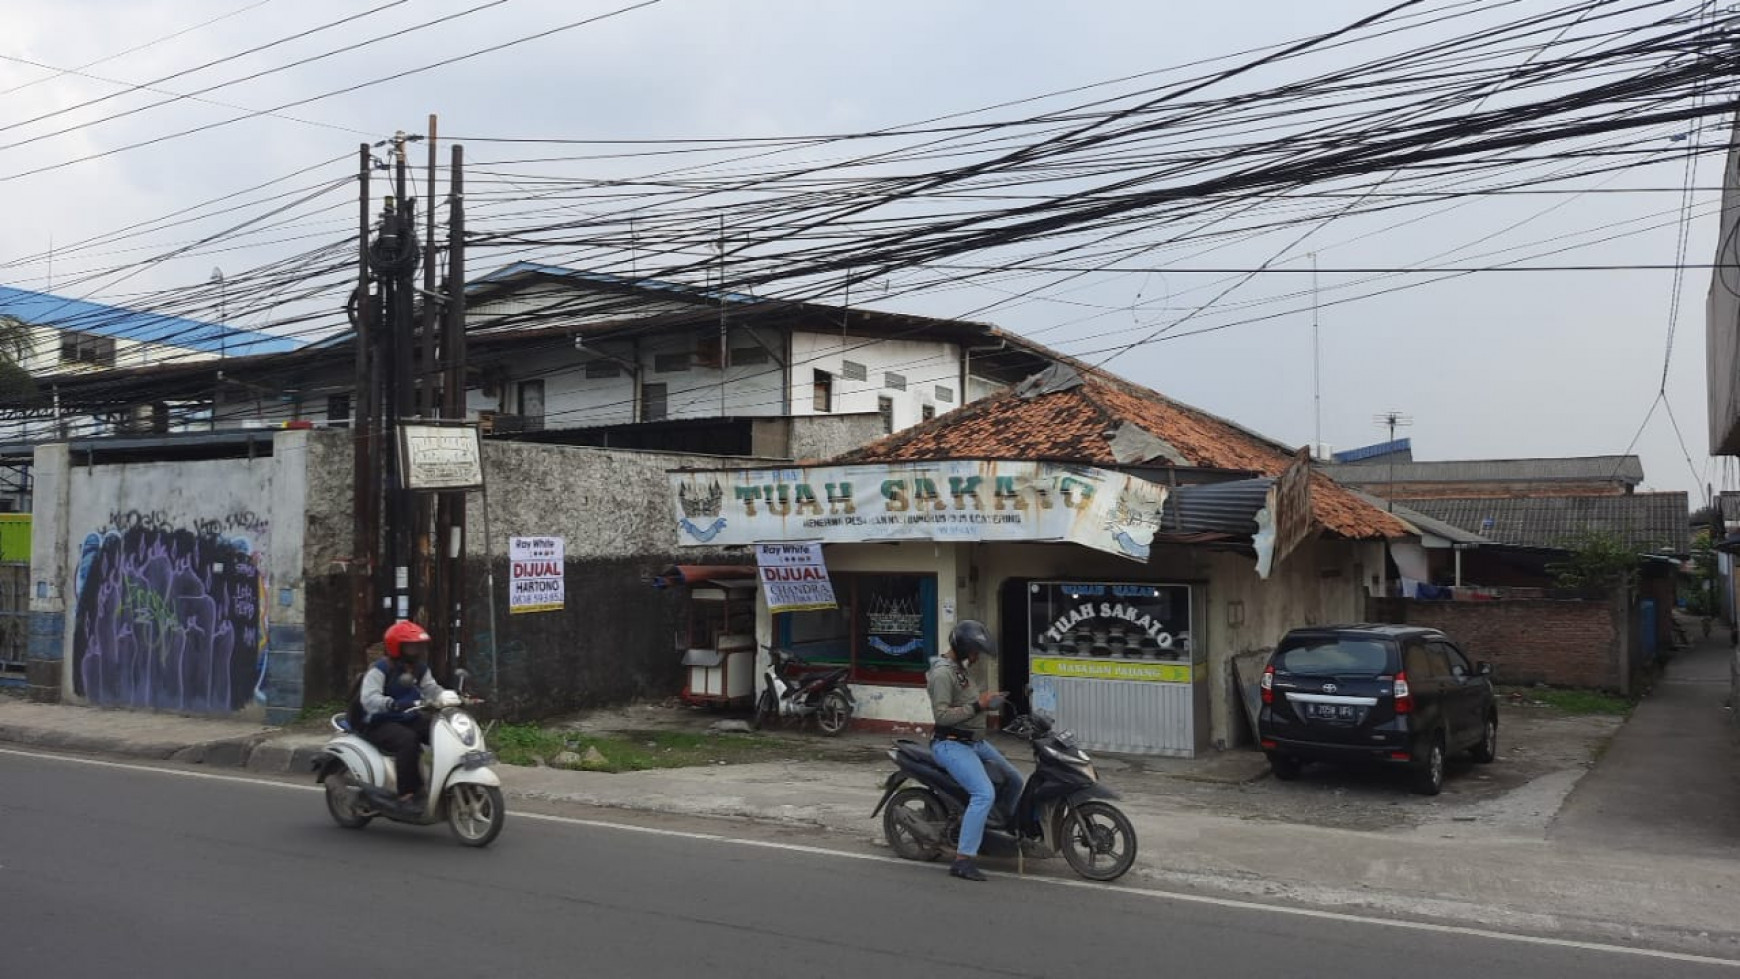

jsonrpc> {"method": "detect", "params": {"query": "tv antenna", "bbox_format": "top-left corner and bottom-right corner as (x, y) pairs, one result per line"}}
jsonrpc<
(1372, 411), (1413, 511)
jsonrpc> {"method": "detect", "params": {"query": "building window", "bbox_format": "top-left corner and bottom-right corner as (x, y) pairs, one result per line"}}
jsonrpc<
(59, 331), (116, 368)
(654, 353), (690, 373)
(730, 345), (770, 366)
(935, 385), (955, 404)
(776, 573), (936, 685)
(878, 396), (895, 434)
(327, 393), (351, 427)
(884, 371), (907, 391)
(518, 379), (545, 431)
(584, 359), (621, 379)
(641, 382), (668, 422)
(921, 403), (936, 422)
(841, 360), (867, 382)
(813, 370), (833, 413)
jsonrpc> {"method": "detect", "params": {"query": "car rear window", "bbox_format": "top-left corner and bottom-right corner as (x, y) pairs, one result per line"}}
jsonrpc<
(1274, 638), (1392, 676)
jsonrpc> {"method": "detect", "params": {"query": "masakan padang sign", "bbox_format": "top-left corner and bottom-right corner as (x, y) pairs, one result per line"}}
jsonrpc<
(671, 460), (1168, 562)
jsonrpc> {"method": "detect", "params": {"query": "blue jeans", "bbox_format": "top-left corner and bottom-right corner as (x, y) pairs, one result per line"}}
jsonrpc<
(931, 738), (1023, 858)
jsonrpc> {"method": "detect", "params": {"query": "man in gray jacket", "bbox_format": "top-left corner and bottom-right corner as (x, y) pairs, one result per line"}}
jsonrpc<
(928, 620), (1024, 882)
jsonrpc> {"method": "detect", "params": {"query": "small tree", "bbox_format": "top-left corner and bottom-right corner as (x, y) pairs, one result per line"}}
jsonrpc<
(1549, 532), (1640, 592)
(1686, 529), (1719, 617)
(0, 315), (36, 403)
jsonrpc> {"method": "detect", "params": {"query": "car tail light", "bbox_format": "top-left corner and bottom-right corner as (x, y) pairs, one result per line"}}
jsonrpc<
(1261, 665), (1275, 705)
(1394, 671), (1413, 714)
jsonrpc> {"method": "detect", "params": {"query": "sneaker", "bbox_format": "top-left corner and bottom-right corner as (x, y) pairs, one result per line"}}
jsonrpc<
(949, 858), (988, 882)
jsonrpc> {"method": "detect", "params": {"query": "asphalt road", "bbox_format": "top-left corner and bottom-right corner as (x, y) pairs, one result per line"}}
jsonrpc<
(3, 749), (1733, 979)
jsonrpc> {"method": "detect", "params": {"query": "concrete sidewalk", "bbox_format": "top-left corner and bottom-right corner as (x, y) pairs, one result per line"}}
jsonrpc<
(4, 695), (1740, 956)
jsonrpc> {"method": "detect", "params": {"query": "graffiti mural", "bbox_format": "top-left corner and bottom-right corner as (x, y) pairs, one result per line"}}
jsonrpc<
(72, 510), (269, 713)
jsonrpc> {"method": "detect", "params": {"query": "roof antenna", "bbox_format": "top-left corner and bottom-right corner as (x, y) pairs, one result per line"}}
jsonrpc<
(1372, 411), (1413, 511)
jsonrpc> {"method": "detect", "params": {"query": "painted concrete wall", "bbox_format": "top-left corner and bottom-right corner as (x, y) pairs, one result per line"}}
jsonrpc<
(26, 432), (324, 721)
(788, 331), (963, 429)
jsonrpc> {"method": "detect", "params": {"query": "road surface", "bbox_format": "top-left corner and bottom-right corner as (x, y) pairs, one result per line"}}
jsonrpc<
(2, 749), (1731, 978)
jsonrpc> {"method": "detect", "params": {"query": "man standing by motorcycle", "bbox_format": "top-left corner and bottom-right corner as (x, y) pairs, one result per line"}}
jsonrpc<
(928, 620), (1024, 882)
(355, 620), (453, 810)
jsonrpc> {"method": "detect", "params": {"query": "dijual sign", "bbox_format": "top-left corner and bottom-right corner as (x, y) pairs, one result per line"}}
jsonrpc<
(670, 460), (1167, 562)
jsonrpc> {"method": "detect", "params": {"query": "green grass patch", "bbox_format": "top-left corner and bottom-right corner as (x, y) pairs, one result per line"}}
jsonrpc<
(1503, 687), (1632, 716)
(486, 725), (815, 773)
(295, 699), (347, 725)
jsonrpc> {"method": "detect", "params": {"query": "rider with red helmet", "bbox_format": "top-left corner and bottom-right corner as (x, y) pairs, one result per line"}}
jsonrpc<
(357, 620), (453, 807)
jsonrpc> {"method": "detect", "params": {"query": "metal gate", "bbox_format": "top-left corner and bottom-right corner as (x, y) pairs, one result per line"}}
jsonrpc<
(0, 563), (27, 676)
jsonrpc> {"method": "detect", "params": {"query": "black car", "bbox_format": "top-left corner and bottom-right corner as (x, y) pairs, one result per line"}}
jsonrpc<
(1258, 625), (1498, 795)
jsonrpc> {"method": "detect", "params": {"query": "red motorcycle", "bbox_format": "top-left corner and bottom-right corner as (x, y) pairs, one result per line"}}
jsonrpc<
(749, 646), (856, 736)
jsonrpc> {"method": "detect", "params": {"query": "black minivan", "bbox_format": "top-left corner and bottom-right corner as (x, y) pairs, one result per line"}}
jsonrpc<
(1258, 625), (1498, 795)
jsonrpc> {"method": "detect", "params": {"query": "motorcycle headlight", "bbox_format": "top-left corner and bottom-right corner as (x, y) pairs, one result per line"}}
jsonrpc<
(449, 713), (478, 747)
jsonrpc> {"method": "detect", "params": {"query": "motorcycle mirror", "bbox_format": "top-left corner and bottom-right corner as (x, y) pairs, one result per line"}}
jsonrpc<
(454, 668), (469, 693)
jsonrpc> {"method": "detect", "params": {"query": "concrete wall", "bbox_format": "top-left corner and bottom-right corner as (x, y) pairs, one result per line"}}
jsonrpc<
(451, 441), (749, 719)
(26, 437), (315, 720)
(1370, 595), (1632, 691)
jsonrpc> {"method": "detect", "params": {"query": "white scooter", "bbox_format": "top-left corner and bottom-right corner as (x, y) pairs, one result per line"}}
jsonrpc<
(312, 671), (505, 847)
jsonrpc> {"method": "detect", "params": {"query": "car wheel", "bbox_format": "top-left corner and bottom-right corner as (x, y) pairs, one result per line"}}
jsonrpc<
(1268, 752), (1303, 781)
(1470, 712), (1498, 764)
(1411, 735), (1445, 796)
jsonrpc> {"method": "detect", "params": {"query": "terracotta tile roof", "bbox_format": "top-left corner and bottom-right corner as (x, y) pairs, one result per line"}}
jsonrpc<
(833, 364), (1408, 541)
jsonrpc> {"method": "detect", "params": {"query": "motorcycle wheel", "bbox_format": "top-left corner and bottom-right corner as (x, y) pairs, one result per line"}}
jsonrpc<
(815, 690), (852, 737)
(882, 787), (946, 862)
(1059, 801), (1137, 881)
(447, 783), (506, 848)
(750, 689), (775, 731)
(323, 771), (372, 830)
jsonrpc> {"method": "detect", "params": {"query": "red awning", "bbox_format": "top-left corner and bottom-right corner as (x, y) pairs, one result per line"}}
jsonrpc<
(651, 565), (756, 589)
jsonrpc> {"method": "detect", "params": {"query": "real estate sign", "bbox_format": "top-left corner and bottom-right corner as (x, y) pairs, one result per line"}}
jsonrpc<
(509, 536), (564, 614)
(671, 460), (1168, 563)
(754, 543), (837, 613)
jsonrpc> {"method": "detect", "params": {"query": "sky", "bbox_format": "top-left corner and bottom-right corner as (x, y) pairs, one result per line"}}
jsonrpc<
(0, 0), (1727, 502)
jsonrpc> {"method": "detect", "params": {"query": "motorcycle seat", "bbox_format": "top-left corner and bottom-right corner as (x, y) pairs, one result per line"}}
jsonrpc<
(893, 738), (936, 766)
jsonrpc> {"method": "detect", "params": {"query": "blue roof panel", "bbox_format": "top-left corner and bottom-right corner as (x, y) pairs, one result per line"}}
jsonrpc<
(0, 285), (300, 356)
(1333, 438), (1411, 464)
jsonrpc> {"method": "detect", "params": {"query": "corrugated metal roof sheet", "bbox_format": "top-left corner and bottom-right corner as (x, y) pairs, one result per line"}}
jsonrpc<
(1326, 455), (1644, 486)
(1333, 439), (1412, 463)
(0, 285), (298, 356)
(1401, 493), (1689, 554)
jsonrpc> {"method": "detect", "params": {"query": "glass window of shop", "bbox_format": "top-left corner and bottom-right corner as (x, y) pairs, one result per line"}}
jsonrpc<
(1027, 582), (1192, 662)
(776, 573), (937, 685)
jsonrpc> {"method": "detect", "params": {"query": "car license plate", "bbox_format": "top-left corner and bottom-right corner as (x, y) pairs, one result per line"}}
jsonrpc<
(1308, 704), (1358, 721)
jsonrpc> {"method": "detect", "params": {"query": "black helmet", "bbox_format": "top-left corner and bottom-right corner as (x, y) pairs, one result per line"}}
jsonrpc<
(949, 620), (996, 662)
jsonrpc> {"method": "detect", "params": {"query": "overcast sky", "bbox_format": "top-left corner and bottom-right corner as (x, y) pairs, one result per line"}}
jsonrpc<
(1, 1), (1725, 501)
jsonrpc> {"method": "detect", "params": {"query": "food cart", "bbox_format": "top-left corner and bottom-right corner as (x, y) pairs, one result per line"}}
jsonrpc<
(653, 565), (758, 708)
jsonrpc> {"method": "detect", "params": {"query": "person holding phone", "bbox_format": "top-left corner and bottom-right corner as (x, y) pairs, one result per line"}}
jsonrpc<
(927, 619), (1024, 882)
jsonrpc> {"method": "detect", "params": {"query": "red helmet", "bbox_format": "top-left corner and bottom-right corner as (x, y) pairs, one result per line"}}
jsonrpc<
(384, 620), (431, 659)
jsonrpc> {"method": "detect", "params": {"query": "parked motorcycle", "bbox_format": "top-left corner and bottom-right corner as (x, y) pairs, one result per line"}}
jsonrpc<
(312, 671), (506, 847)
(871, 710), (1137, 881)
(749, 645), (855, 736)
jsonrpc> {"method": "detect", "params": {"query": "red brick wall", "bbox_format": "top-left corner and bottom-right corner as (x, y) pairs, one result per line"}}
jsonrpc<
(1369, 597), (1624, 690)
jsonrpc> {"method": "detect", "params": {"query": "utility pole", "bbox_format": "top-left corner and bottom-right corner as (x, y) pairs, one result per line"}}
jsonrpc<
(417, 116), (441, 664)
(352, 142), (378, 666)
(440, 141), (469, 681)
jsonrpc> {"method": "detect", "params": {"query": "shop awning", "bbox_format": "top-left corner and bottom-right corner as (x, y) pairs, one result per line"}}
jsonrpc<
(651, 565), (756, 589)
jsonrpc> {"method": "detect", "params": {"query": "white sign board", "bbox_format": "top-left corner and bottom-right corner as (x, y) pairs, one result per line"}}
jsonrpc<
(755, 543), (838, 613)
(509, 536), (564, 614)
(672, 460), (1167, 563)
(399, 424), (484, 491)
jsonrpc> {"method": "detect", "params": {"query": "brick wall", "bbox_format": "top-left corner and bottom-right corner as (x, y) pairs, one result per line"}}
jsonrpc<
(1369, 596), (1627, 690)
